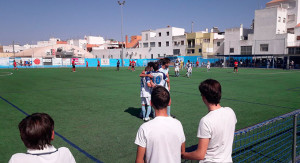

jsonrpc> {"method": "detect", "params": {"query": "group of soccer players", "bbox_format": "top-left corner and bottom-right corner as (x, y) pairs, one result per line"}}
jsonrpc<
(139, 58), (173, 121)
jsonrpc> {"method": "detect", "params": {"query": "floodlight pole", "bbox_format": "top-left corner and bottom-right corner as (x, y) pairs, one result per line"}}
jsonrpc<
(118, 1), (125, 67)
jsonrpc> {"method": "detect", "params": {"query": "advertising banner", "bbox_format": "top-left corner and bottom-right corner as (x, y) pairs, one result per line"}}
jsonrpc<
(0, 58), (9, 66)
(71, 58), (84, 65)
(43, 58), (53, 65)
(32, 58), (43, 66)
(101, 59), (109, 65)
(62, 58), (71, 65)
(52, 58), (62, 66)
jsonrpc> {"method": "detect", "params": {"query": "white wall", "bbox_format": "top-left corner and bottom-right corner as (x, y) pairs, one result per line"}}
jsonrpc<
(85, 36), (105, 45)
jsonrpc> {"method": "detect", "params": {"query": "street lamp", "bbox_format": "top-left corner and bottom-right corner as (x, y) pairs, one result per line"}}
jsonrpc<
(118, 0), (125, 67)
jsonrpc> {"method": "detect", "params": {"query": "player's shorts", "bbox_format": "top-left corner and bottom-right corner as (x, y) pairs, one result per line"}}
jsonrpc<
(188, 68), (192, 73)
(131, 65), (135, 68)
(234, 67), (238, 69)
(207, 66), (210, 69)
(117, 65), (119, 67)
(72, 65), (75, 68)
(175, 67), (179, 72)
(97, 64), (100, 67)
(141, 97), (150, 105)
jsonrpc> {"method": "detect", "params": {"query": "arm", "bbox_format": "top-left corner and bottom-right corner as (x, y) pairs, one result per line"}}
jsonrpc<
(167, 73), (170, 91)
(139, 70), (146, 77)
(181, 142), (186, 154)
(182, 138), (209, 160)
(135, 146), (146, 163)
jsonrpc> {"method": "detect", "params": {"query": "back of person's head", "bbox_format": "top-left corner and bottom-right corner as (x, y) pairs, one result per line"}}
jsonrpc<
(199, 79), (222, 106)
(19, 113), (54, 150)
(162, 58), (170, 65)
(153, 62), (159, 71)
(151, 86), (170, 110)
(145, 66), (150, 72)
(147, 62), (154, 68)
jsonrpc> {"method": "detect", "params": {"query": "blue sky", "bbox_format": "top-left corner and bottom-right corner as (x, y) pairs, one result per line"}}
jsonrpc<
(0, 0), (270, 45)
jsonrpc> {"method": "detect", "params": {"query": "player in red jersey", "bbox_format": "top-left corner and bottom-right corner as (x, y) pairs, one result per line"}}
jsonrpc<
(86, 61), (88, 69)
(72, 59), (76, 72)
(234, 60), (238, 73)
(97, 59), (101, 70)
(13, 60), (18, 70)
(128, 60), (132, 70)
(196, 60), (199, 68)
(131, 60), (136, 71)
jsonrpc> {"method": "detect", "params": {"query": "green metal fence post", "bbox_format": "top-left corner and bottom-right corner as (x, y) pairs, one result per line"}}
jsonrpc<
(293, 114), (298, 163)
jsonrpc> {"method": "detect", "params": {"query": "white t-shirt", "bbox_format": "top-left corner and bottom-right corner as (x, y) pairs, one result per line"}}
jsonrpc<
(159, 67), (169, 90)
(147, 71), (168, 91)
(197, 107), (237, 162)
(9, 145), (76, 163)
(135, 116), (186, 163)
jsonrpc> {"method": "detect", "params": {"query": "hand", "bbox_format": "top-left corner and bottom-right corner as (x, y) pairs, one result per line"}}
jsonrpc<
(148, 74), (153, 78)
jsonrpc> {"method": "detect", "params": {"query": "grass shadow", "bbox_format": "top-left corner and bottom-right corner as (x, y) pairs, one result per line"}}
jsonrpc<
(124, 107), (142, 119)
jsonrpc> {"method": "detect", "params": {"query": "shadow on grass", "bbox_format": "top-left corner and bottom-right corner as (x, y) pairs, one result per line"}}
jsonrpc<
(124, 107), (142, 119)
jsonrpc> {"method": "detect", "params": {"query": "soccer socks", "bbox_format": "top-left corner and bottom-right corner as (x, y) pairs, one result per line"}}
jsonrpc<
(141, 106), (146, 118)
(145, 106), (151, 118)
(167, 106), (171, 116)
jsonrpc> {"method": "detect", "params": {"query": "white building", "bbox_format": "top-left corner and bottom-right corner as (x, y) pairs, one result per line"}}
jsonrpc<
(173, 35), (186, 56)
(139, 26), (185, 58)
(224, 0), (300, 55)
(85, 36), (105, 45)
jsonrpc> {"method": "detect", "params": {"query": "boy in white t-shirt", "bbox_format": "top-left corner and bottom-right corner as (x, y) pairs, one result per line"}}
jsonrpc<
(135, 86), (186, 163)
(9, 113), (76, 163)
(182, 79), (237, 162)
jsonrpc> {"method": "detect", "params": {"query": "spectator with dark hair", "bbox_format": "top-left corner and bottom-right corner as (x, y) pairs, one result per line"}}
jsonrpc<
(135, 86), (185, 163)
(9, 113), (76, 163)
(182, 79), (237, 162)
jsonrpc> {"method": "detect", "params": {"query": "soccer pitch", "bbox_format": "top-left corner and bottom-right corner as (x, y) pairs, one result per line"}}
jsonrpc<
(0, 67), (299, 162)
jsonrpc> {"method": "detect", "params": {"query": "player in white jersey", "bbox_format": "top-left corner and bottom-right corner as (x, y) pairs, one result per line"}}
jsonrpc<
(174, 60), (180, 77)
(140, 66), (152, 121)
(186, 60), (192, 78)
(158, 58), (173, 117)
(207, 61), (211, 72)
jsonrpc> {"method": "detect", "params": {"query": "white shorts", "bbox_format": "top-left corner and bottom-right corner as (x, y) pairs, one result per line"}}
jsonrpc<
(175, 67), (179, 72)
(207, 65), (210, 69)
(188, 68), (192, 73)
(141, 97), (150, 105)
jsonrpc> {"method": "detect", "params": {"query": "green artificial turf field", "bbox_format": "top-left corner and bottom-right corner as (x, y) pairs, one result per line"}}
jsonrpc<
(0, 67), (299, 162)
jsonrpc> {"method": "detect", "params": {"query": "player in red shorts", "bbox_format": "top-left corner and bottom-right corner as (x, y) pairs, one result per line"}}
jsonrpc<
(86, 61), (88, 69)
(13, 60), (18, 70)
(72, 59), (76, 72)
(97, 59), (101, 70)
(234, 60), (238, 73)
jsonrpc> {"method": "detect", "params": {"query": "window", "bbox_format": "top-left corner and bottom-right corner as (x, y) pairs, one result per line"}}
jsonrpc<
(143, 43), (149, 48)
(181, 40), (184, 45)
(145, 34), (148, 40)
(230, 48), (234, 53)
(283, 18), (286, 23)
(103, 55), (104, 58)
(166, 41), (169, 47)
(159, 32), (161, 37)
(151, 54), (153, 59)
(111, 55), (113, 59)
(240, 46), (252, 55)
(158, 42), (161, 47)
(204, 39), (210, 43)
(217, 42), (221, 46)
(278, 17), (281, 22)
(260, 44), (269, 52)
(173, 49), (180, 55)
(187, 49), (195, 54)
(150, 42), (155, 47)
(166, 32), (169, 36)
(199, 49), (202, 53)
(297, 36), (300, 40)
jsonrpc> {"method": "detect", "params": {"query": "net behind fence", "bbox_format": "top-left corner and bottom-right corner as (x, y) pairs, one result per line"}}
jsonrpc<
(182, 110), (300, 163)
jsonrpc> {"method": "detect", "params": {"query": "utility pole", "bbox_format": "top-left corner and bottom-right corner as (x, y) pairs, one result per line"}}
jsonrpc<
(13, 41), (15, 58)
(118, 1), (125, 67)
